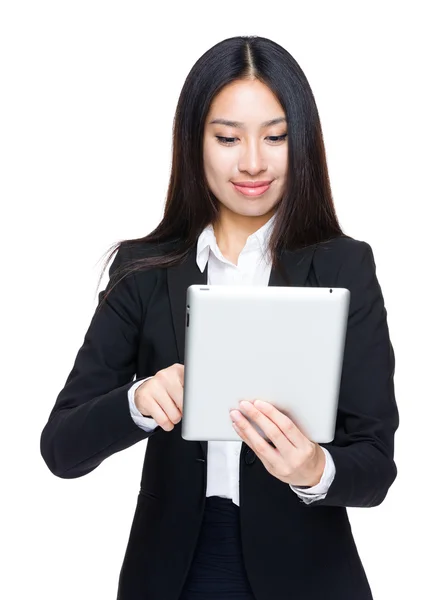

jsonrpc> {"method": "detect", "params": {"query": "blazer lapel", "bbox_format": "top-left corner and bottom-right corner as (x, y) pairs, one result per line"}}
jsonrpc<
(167, 243), (317, 459)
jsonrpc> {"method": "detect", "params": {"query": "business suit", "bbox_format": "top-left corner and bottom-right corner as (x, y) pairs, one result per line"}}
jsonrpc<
(127, 213), (336, 507)
(40, 233), (399, 600)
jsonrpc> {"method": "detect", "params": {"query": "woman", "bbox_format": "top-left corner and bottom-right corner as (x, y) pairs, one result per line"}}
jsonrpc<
(40, 35), (399, 600)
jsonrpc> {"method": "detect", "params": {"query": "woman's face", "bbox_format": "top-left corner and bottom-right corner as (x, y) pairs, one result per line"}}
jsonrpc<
(203, 79), (288, 223)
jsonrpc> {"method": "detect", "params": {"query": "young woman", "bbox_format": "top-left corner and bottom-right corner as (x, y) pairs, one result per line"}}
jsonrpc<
(40, 35), (399, 600)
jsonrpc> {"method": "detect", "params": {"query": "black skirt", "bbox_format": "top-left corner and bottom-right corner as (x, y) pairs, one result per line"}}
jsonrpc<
(179, 496), (256, 600)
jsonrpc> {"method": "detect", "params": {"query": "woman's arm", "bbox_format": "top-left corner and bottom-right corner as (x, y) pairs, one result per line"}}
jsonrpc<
(40, 244), (155, 479)
(308, 241), (399, 508)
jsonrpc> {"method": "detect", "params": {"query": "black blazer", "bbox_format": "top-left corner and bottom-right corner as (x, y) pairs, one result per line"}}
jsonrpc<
(40, 235), (399, 600)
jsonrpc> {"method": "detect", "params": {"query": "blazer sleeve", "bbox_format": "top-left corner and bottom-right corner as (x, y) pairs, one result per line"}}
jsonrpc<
(40, 244), (155, 479)
(309, 241), (400, 508)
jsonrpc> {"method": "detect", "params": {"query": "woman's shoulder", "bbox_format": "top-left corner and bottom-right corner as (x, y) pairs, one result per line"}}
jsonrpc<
(312, 234), (375, 286)
(316, 233), (371, 253)
(315, 234), (373, 262)
(121, 238), (181, 260)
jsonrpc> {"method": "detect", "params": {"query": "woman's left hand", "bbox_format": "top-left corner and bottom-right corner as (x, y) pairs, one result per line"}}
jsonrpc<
(229, 399), (326, 487)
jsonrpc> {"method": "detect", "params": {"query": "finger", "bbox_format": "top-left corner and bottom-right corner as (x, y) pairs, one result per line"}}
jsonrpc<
(238, 401), (296, 459)
(230, 409), (280, 465)
(252, 400), (306, 447)
(150, 381), (182, 427)
(157, 370), (184, 413)
(166, 378), (184, 413)
(175, 363), (185, 386)
(142, 397), (175, 431)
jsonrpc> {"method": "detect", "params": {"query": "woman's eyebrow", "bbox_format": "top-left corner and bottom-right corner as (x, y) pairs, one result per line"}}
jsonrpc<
(208, 117), (287, 128)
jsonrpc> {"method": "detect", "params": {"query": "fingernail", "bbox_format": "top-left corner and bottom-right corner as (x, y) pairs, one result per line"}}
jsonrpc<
(230, 410), (241, 421)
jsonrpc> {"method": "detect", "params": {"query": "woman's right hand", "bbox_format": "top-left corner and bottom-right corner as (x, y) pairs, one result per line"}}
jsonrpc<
(134, 363), (184, 431)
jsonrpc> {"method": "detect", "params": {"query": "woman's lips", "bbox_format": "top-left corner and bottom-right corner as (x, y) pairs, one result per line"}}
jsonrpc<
(232, 182), (271, 196)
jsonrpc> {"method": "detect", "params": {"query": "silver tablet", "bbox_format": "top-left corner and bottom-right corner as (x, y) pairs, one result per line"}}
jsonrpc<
(182, 284), (350, 443)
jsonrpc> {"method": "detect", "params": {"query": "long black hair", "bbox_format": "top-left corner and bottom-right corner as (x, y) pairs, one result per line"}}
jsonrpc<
(96, 35), (347, 305)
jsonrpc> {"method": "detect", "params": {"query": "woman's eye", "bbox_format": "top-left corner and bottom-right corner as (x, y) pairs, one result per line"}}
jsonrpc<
(215, 134), (287, 146)
(216, 136), (237, 145)
(268, 134), (287, 143)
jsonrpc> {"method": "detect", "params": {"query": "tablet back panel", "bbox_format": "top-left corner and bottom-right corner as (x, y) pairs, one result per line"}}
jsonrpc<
(182, 285), (350, 443)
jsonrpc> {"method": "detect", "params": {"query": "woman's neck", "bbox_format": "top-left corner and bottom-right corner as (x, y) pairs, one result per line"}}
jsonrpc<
(212, 209), (275, 265)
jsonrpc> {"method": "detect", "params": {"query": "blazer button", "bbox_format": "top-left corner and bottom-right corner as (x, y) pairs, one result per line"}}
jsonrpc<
(245, 449), (256, 465)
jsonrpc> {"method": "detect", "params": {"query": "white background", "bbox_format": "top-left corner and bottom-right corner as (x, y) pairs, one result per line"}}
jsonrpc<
(1, 1), (444, 599)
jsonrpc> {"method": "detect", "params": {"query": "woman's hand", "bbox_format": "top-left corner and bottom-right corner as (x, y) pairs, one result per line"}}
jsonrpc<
(230, 399), (326, 487)
(135, 363), (184, 431)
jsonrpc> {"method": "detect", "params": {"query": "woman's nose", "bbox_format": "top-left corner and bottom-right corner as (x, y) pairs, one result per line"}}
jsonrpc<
(238, 141), (267, 173)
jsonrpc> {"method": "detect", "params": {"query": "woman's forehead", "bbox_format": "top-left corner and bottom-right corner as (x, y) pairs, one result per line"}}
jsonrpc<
(207, 81), (286, 127)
